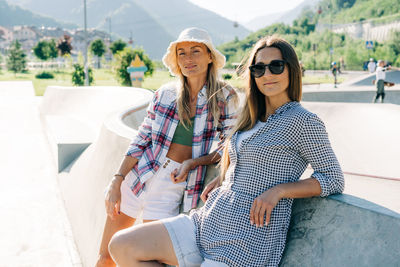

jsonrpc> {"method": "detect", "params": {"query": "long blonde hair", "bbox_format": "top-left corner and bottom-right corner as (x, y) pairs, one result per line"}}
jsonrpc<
(176, 50), (224, 128)
(220, 36), (302, 182)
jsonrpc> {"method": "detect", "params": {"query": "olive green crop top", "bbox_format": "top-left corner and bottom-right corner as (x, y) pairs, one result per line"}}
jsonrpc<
(171, 117), (194, 146)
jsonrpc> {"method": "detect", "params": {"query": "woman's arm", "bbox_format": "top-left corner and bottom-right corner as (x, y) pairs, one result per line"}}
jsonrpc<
(297, 114), (344, 197)
(105, 156), (139, 220)
(171, 151), (220, 183)
(250, 113), (344, 227)
(126, 91), (158, 160)
(215, 85), (239, 155)
(104, 91), (159, 219)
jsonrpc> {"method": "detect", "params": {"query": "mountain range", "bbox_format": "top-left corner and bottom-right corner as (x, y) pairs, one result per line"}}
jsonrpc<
(0, 0), (76, 29)
(5, 0), (250, 59)
(244, 0), (321, 31)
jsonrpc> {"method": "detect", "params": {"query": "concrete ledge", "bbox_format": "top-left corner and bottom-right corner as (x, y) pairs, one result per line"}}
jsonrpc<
(281, 194), (400, 266)
(55, 94), (152, 267)
(303, 90), (400, 105)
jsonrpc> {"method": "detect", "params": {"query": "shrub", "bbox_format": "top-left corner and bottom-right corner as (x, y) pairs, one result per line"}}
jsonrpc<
(72, 64), (93, 86)
(222, 73), (232, 80)
(35, 71), (54, 79)
(114, 47), (154, 86)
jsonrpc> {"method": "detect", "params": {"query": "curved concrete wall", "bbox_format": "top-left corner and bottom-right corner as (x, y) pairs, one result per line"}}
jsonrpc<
(303, 90), (400, 105)
(40, 86), (153, 266)
(57, 113), (138, 267)
(40, 86), (153, 172)
(281, 195), (400, 266)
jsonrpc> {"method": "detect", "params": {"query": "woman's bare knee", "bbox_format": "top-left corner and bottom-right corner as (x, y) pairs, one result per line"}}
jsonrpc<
(108, 228), (138, 262)
(108, 221), (177, 266)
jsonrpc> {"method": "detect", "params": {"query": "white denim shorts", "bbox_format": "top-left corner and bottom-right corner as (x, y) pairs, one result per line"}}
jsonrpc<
(120, 157), (187, 220)
(162, 214), (229, 267)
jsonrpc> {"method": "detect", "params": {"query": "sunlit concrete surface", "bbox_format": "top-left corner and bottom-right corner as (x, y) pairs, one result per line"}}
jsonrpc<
(302, 101), (400, 213)
(0, 81), (81, 266)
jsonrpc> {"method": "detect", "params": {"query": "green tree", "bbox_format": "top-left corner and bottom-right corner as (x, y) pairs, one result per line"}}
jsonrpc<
(114, 47), (154, 86)
(6, 40), (26, 75)
(33, 39), (58, 61)
(57, 34), (72, 56)
(71, 64), (93, 86)
(90, 39), (106, 68)
(109, 39), (127, 55)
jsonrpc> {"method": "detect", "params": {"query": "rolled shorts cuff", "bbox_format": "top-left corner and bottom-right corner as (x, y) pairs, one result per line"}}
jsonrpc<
(162, 214), (203, 267)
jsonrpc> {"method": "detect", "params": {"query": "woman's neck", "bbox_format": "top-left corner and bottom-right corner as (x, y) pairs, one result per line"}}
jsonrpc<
(187, 75), (207, 98)
(265, 93), (291, 116)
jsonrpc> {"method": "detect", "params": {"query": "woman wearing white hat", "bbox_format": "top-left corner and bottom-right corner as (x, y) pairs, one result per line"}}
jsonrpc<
(96, 27), (238, 267)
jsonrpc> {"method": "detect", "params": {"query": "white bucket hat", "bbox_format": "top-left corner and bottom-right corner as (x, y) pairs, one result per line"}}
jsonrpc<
(162, 27), (226, 76)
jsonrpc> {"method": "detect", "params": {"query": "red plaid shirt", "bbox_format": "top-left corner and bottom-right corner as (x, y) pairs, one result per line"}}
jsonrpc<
(126, 82), (238, 211)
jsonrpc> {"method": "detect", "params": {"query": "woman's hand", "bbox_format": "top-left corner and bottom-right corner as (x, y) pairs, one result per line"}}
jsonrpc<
(170, 159), (194, 183)
(104, 176), (124, 220)
(200, 176), (221, 203)
(250, 186), (284, 227)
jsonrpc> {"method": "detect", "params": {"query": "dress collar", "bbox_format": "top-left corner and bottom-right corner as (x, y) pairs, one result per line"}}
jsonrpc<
(273, 101), (299, 115)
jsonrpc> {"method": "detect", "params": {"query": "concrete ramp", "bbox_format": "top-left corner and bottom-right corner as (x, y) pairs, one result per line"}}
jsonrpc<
(303, 102), (400, 179)
(302, 70), (400, 104)
(40, 86), (153, 172)
(350, 70), (400, 86)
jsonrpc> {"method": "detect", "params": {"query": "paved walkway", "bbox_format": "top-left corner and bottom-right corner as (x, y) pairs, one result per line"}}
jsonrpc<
(0, 82), (81, 267)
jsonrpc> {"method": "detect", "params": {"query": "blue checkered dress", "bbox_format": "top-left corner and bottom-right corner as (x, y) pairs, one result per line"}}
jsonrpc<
(190, 101), (344, 266)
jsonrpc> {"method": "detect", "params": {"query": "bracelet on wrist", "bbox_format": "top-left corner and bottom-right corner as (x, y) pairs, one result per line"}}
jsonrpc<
(113, 173), (125, 179)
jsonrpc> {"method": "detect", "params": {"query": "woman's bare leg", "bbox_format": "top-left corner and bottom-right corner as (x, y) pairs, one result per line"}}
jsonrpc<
(109, 220), (178, 267)
(96, 213), (136, 267)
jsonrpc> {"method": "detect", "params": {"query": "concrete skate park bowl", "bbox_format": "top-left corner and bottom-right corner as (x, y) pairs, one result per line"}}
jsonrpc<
(40, 86), (400, 266)
(303, 70), (400, 104)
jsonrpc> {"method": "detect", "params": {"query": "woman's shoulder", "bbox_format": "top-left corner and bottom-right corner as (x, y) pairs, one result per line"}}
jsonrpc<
(284, 102), (321, 125)
(154, 81), (179, 101)
(218, 81), (238, 97)
(217, 81), (239, 106)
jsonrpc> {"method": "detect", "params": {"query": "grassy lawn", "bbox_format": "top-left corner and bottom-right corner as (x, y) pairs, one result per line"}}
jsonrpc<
(303, 74), (346, 85)
(0, 68), (347, 96)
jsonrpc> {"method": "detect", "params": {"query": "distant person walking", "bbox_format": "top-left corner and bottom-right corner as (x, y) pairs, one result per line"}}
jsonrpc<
(368, 58), (376, 73)
(331, 61), (339, 88)
(339, 57), (345, 71)
(374, 60), (391, 103)
(299, 60), (305, 77)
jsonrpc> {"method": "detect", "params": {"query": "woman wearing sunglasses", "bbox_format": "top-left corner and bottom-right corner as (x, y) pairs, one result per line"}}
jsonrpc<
(107, 36), (344, 267)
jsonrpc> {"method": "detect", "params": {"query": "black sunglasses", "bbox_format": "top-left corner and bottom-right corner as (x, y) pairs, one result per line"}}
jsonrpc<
(249, 60), (286, 78)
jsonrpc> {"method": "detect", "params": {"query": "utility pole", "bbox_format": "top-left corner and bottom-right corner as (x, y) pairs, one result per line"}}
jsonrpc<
(129, 30), (134, 47)
(107, 16), (112, 42)
(329, 1), (333, 69)
(83, 0), (89, 86)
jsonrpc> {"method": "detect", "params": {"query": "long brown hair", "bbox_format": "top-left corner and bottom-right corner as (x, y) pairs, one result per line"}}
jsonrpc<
(220, 36), (302, 181)
(176, 47), (224, 128)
